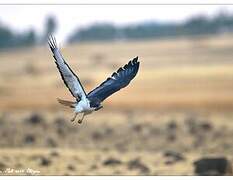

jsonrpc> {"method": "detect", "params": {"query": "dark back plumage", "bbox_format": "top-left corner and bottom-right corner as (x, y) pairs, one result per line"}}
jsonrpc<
(87, 57), (140, 106)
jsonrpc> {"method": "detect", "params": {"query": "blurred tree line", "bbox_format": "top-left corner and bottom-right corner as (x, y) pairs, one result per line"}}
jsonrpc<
(1, 12), (233, 49)
(0, 15), (57, 49)
(68, 12), (233, 43)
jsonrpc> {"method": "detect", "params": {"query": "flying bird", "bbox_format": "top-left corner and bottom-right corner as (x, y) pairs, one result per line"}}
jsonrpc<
(48, 36), (140, 124)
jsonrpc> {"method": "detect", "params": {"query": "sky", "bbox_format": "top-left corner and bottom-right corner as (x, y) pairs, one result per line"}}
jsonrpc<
(0, 5), (233, 42)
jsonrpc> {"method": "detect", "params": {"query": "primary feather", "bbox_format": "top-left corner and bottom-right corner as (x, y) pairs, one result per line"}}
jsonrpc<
(48, 36), (86, 101)
(87, 57), (140, 105)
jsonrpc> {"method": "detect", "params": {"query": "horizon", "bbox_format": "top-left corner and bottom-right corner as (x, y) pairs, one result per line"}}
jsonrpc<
(0, 5), (233, 42)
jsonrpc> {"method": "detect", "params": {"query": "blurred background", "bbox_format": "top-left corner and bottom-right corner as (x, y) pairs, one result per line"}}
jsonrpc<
(0, 5), (233, 175)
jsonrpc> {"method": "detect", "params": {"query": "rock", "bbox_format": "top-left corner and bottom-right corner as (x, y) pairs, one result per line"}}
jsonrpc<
(166, 120), (177, 130)
(164, 160), (173, 165)
(200, 122), (212, 131)
(127, 158), (150, 174)
(92, 131), (103, 140)
(39, 157), (51, 166)
(194, 157), (232, 175)
(0, 162), (6, 171)
(67, 164), (76, 171)
(163, 150), (185, 162)
(103, 158), (122, 166)
(163, 150), (185, 165)
(185, 116), (212, 135)
(132, 124), (143, 133)
(50, 150), (59, 157)
(26, 113), (44, 124)
(24, 134), (35, 144)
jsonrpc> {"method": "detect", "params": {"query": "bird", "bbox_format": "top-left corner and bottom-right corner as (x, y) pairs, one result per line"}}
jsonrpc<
(48, 36), (140, 124)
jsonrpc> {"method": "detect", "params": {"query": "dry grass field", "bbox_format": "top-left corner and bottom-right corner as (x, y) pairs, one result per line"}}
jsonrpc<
(0, 34), (233, 175)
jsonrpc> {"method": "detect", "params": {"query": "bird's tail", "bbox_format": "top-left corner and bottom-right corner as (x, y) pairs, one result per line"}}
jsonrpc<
(57, 98), (76, 108)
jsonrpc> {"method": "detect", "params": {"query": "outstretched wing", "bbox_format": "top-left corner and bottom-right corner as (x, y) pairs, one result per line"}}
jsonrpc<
(48, 36), (86, 101)
(87, 57), (140, 103)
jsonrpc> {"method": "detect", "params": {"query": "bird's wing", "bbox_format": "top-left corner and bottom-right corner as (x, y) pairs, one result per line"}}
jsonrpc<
(87, 57), (140, 103)
(48, 36), (87, 101)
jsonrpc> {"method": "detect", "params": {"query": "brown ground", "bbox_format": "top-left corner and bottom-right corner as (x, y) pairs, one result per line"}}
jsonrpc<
(0, 34), (233, 175)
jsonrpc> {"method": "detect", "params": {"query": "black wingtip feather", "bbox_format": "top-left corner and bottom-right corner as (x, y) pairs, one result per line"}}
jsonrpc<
(48, 35), (58, 52)
(125, 56), (139, 69)
(133, 56), (138, 63)
(117, 67), (124, 73)
(87, 56), (140, 102)
(111, 72), (118, 77)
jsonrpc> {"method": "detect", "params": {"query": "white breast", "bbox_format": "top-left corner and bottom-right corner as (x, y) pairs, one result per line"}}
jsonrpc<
(75, 98), (93, 113)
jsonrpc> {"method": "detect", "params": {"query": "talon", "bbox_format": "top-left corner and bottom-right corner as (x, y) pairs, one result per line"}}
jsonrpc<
(71, 113), (78, 122)
(77, 113), (85, 124)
